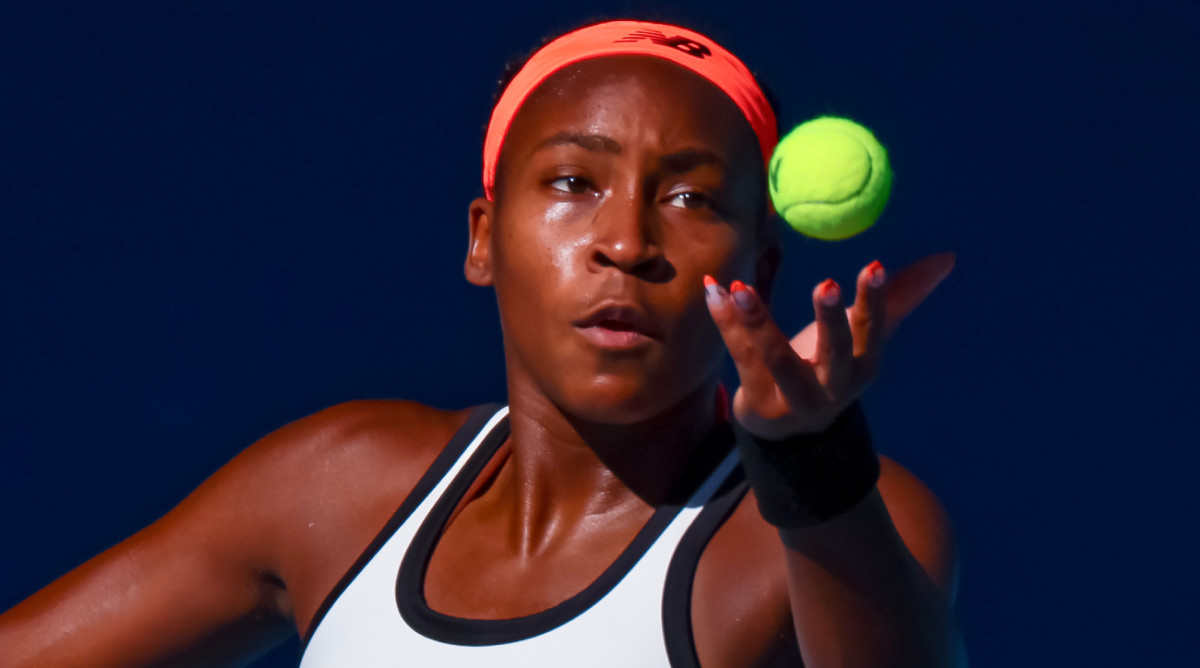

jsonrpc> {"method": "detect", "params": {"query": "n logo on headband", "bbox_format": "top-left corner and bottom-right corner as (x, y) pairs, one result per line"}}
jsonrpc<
(614, 29), (712, 59)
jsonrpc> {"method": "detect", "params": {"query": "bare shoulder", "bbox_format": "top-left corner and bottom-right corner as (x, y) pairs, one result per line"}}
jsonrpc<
(219, 399), (473, 509)
(184, 400), (472, 556)
(212, 400), (476, 630)
(237, 398), (471, 469)
(875, 455), (959, 601)
(692, 489), (799, 667)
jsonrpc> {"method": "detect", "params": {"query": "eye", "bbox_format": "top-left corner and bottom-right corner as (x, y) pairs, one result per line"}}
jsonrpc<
(666, 191), (713, 210)
(548, 176), (594, 195)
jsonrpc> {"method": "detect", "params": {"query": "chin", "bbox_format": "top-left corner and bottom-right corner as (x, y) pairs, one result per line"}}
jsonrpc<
(556, 373), (691, 426)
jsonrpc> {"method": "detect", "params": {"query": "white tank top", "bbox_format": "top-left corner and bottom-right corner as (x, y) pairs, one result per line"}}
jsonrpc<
(299, 404), (748, 667)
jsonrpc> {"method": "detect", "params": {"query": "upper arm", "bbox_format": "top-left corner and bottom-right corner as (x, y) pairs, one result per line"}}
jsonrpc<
(0, 452), (293, 667)
(0, 399), (464, 668)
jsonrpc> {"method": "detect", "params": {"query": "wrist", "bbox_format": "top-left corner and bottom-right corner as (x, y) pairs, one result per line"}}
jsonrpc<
(734, 401), (880, 528)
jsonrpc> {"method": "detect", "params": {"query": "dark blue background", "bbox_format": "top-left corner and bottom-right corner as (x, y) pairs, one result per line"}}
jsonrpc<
(3, 1), (1196, 665)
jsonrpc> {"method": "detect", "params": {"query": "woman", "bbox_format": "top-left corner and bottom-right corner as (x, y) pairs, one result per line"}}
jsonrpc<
(0, 20), (963, 667)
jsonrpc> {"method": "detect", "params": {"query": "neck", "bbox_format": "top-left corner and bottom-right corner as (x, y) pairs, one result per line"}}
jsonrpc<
(504, 379), (729, 510)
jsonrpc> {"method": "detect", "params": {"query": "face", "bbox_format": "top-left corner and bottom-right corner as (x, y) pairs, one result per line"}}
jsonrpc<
(466, 56), (774, 424)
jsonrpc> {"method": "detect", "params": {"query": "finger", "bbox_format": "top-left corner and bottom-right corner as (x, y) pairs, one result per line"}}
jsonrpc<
(813, 279), (854, 397)
(738, 282), (829, 408)
(706, 278), (779, 409)
(884, 252), (956, 338)
(851, 260), (887, 382)
(705, 277), (821, 412)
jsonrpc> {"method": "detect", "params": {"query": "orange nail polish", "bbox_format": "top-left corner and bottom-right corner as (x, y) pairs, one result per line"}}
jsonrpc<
(867, 261), (886, 287)
(731, 281), (753, 310)
(704, 274), (726, 304)
(818, 279), (840, 306)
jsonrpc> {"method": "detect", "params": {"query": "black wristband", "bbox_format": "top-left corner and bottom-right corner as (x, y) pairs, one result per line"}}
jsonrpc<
(734, 401), (880, 528)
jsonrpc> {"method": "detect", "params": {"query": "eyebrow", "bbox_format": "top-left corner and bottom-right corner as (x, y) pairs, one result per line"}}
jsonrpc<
(658, 149), (724, 175)
(535, 132), (622, 154)
(532, 134), (725, 175)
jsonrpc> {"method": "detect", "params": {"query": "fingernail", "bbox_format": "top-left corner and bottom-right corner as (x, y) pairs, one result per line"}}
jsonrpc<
(731, 280), (754, 311)
(703, 275), (724, 304)
(818, 279), (840, 306)
(868, 261), (886, 288)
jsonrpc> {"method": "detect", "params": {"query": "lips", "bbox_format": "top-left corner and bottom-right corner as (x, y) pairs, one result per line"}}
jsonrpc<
(572, 304), (662, 349)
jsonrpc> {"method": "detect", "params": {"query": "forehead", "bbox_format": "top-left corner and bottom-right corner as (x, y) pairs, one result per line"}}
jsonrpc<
(497, 55), (763, 172)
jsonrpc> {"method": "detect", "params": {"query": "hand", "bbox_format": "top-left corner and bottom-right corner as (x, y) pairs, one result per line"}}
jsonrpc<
(705, 253), (955, 440)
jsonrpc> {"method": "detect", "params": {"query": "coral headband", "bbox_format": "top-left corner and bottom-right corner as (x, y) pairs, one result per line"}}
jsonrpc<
(482, 20), (777, 200)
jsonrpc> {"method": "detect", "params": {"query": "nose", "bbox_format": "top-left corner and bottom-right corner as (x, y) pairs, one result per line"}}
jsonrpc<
(586, 196), (673, 282)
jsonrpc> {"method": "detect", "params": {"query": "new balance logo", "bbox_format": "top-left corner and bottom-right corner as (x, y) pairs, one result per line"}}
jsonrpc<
(614, 29), (712, 58)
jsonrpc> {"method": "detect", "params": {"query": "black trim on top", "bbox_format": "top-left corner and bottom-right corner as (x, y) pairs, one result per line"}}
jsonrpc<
(300, 403), (505, 650)
(395, 416), (686, 646)
(662, 467), (750, 668)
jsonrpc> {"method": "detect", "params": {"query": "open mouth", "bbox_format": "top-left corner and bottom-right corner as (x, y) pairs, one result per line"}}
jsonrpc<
(595, 319), (638, 331)
(573, 306), (660, 349)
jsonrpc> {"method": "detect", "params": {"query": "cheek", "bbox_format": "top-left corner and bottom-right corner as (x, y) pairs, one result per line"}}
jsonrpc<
(492, 204), (593, 306)
(523, 204), (604, 287)
(548, 229), (591, 286)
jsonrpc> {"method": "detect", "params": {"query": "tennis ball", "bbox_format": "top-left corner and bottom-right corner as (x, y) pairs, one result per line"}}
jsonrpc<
(768, 116), (892, 240)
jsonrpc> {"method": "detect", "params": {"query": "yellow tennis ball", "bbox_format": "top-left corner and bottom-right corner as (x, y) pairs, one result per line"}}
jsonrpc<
(768, 116), (892, 240)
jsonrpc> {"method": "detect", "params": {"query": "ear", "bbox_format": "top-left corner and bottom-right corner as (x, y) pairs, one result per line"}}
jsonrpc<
(464, 197), (496, 286)
(753, 241), (782, 304)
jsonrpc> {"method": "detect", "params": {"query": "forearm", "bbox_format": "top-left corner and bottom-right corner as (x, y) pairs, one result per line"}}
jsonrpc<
(735, 404), (964, 666)
(778, 488), (965, 668)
